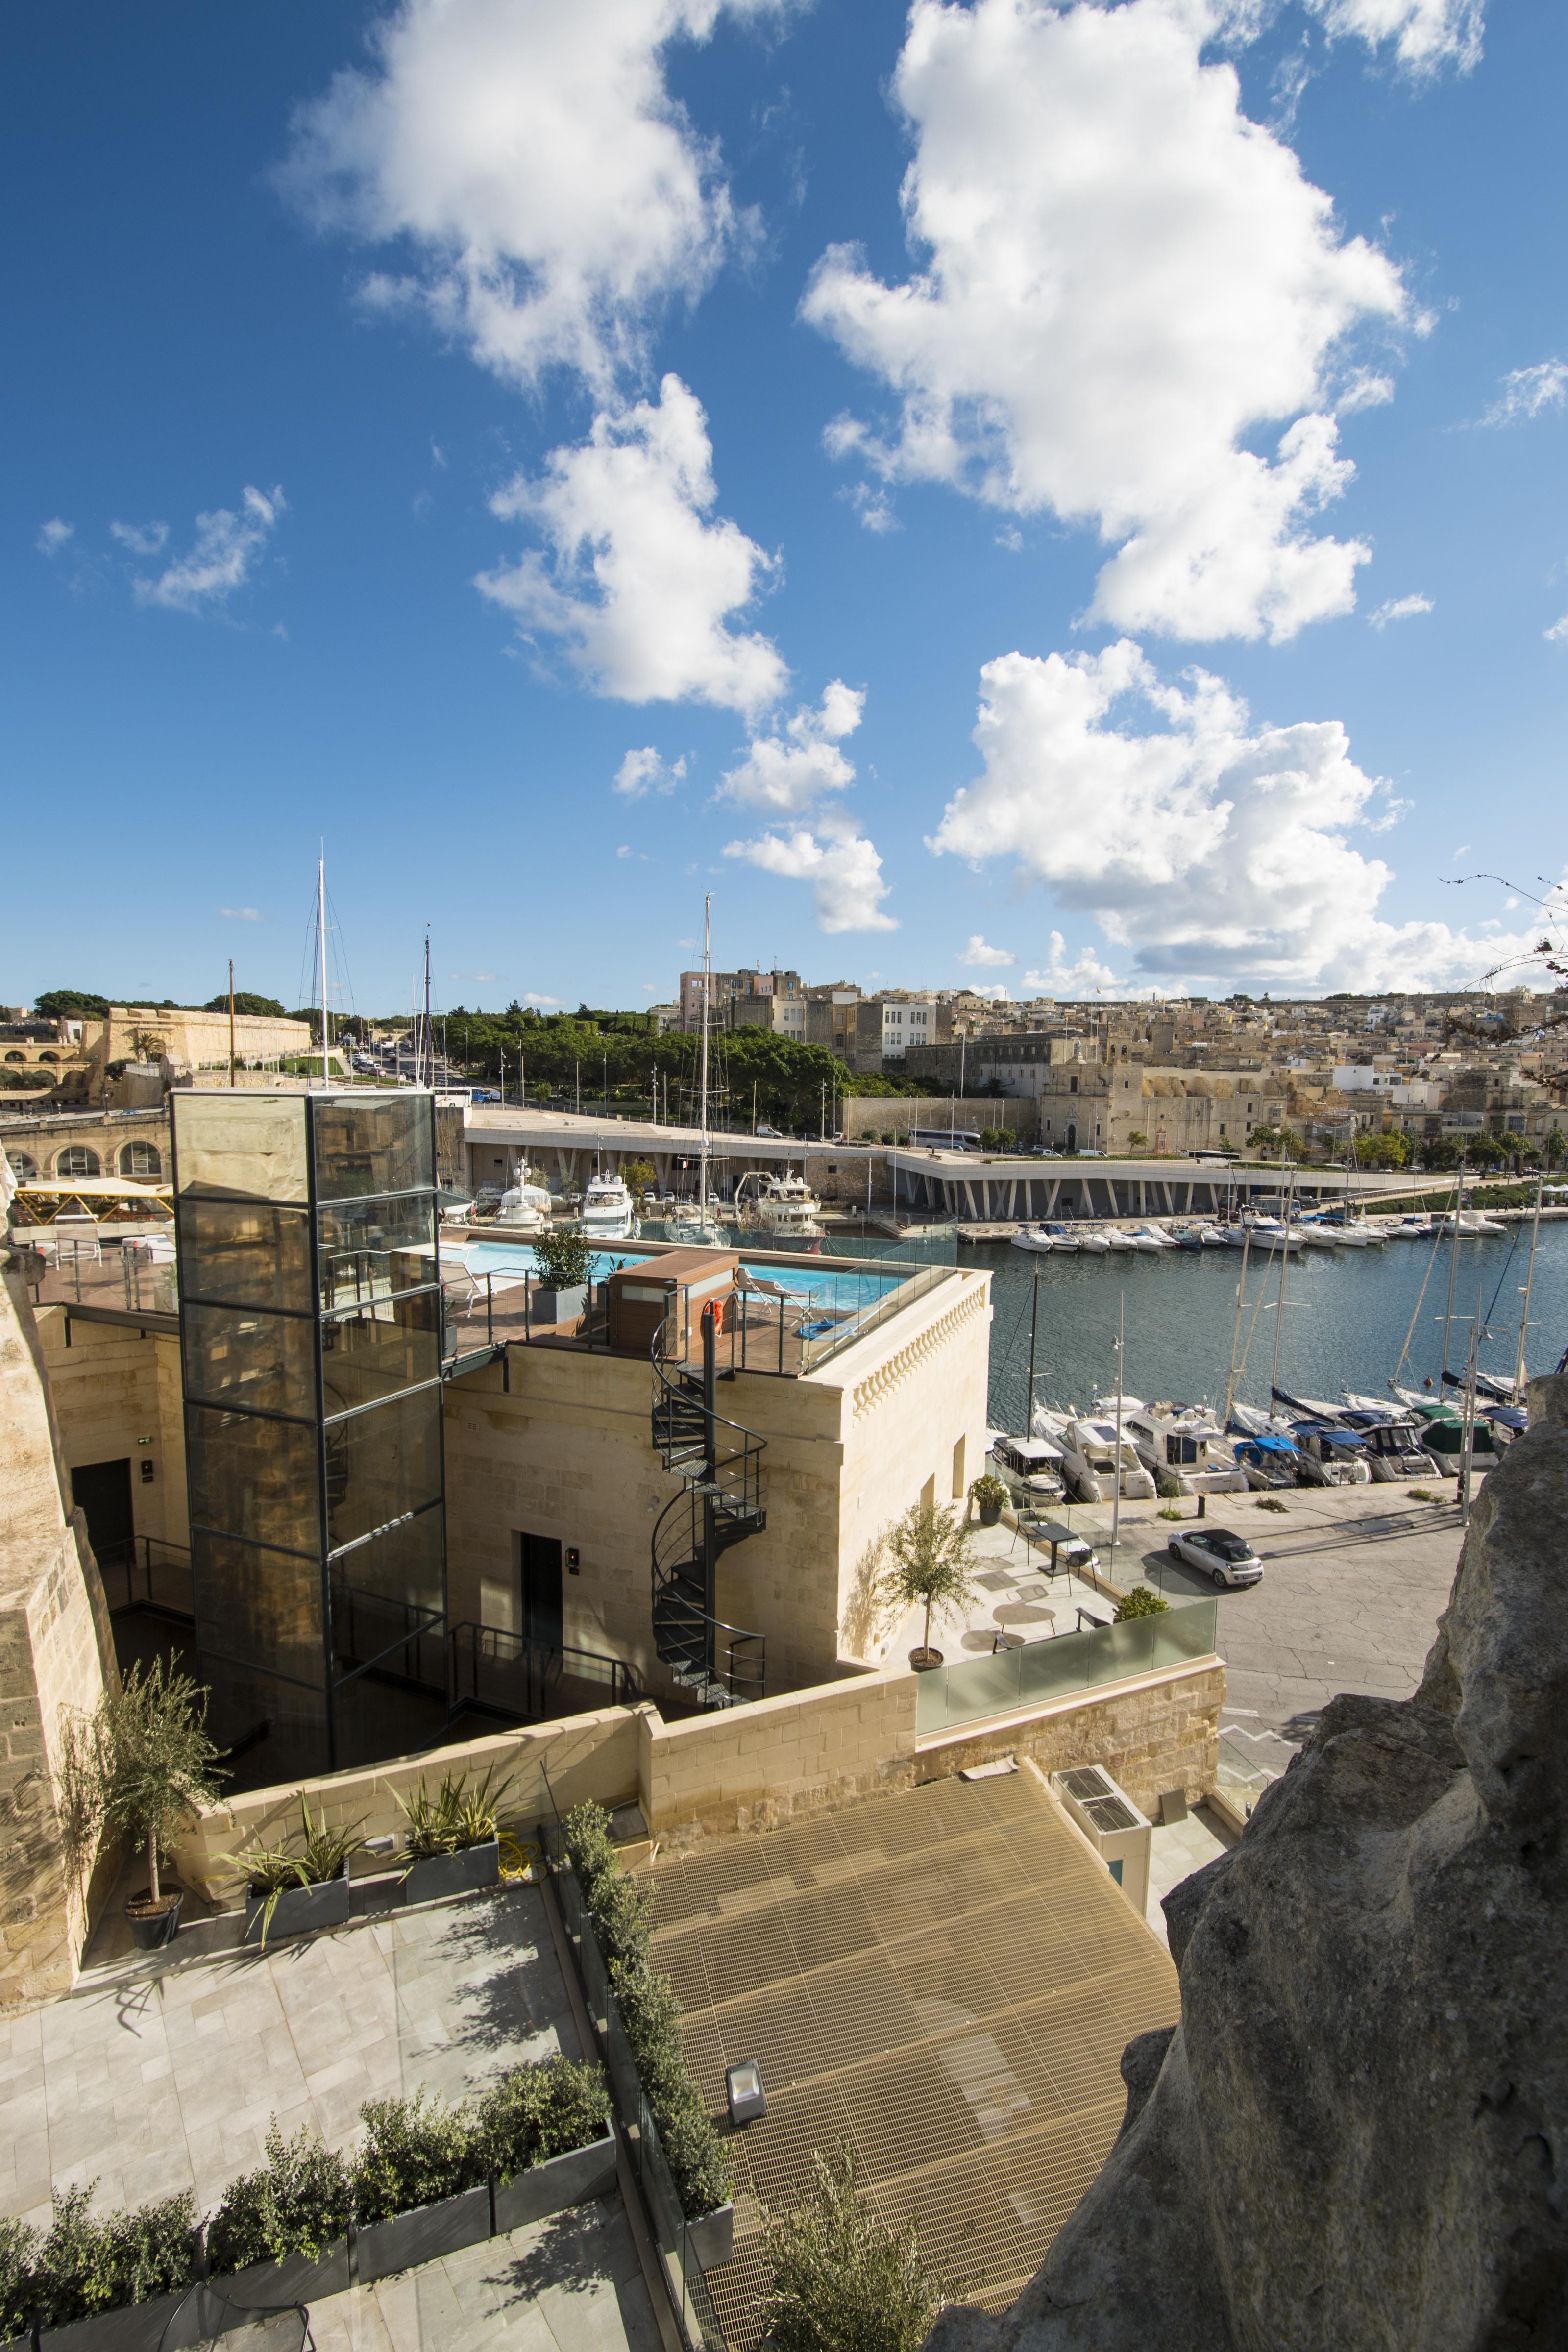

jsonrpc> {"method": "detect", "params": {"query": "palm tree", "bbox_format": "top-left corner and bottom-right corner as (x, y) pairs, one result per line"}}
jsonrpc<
(881, 1499), (980, 1664)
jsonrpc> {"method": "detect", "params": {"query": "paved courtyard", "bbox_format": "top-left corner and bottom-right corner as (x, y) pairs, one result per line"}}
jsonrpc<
(0, 1887), (580, 2226)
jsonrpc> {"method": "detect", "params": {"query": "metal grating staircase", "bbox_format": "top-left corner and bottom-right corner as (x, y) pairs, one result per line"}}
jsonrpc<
(651, 1299), (767, 1707)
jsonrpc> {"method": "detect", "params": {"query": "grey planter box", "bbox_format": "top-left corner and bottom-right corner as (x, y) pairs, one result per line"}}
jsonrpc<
(491, 2125), (617, 2235)
(531, 1283), (587, 1326)
(354, 2183), (492, 2285)
(39, 2283), (193, 2352)
(242, 1869), (350, 1947)
(401, 1838), (499, 1906)
(206, 2238), (350, 2319)
(685, 2202), (735, 2272)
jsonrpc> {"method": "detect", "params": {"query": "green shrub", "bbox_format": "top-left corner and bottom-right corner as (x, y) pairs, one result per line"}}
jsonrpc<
(31, 2185), (197, 2327)
(561, 1802), (733, 2220)
(532, 1225), (593, 1291)
(350, 2091), (485, 2226)
(205, 2122), (351, 2273)
(1156, 1505), (1183, 1522)
(1254, 1496), (1288, 1513)
(0, 2215), (37, 2341)
(759, 2139), (944, 2352)
(396, 1764), (513, 1862)
(1113, 1586), (1169, 1620)
(1153, 1468), (1185, 1499)
(1407, 1487), (1438, 1502)
(967, 1473), (1008, 1514)
(472, 2057), (609, 2183)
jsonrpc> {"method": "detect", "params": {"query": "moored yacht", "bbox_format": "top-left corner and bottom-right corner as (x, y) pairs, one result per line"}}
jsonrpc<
(580, 1170), (636, 1236)
(1120, 1399), (1248, 1494)
(745, 1169), (822, 1238)
(1057, 1415), (1156, 1502)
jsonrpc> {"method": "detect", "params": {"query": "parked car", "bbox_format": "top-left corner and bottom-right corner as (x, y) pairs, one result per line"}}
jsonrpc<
(1165, 1526), (1264, 1588)
(756, 1124), (783, 1137)
(471, 1087), (501, 1102)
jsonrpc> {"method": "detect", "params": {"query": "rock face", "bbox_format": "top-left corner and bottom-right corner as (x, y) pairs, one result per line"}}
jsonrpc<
(929, 1375), (1568, 2351)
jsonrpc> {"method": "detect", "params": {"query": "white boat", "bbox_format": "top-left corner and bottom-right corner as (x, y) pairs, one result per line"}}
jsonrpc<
(1292, 1220), (1341, 1248)
(1288, 1422), (1372, 1485)
(667, 1210), (728, 1245)
(750, 1170), (822, 1239)
(1058, 1416), (1156, 1503)
(581, 1171), (636, 1236)
(1432, 1211), (1507, 1238)
(1106, 1228), (1139, 1252)
(1125, 1226), (1166, 1254)
(1120, 1399), (1248, 1494)
(1010, 1224), (1055, 1254)
(495, 1167), (553, 1232)
(1077, 1227), (1113, 1255)
(1197, 1225), (1230, 1248)
(1336, 1407), (1439, 1481)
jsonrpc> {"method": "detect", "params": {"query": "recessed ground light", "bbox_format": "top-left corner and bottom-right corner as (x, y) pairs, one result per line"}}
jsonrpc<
(726, 2061), (767, 2125)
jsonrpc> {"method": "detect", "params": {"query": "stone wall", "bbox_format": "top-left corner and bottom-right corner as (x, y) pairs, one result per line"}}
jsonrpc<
(639, 1671), (918, 1845)
(30, 1310), (189, 1558)
(914, 1661), (1225, 1821)
(0, 1269), (117, 2008)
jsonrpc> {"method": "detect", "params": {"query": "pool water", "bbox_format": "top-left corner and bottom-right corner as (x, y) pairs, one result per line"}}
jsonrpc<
(456, 1238), (906, 1317)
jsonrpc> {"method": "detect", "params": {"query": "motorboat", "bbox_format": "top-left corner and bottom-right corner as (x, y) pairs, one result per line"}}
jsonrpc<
(1168, 1226), (1205, 1253)
(1197, 1225), (1231, 1249)
(1227, 1400), (1296, 1441)
(666, 1210), (728, 1246)
(1010, 1223), (1056, 1254)
(494, 1169), (553, 1232)
(1059, 1416), (1157, 1503)
(1042, 1222), (1080, 1254)
(741, 1169), (823, 1239)
(1105, 1228), (1140, 1252)
(1125, 1226), (1167, 1254)
(1336, 1408), (1440, 1481)
(1393, 1394), (1502, 1478)
(1291, 1219), (1341, 1249)
(1077, 1227), (1113, 1254)
(1430, 1211), (1507, 1238)
(1288, 1421), (1372, 1485)
(1232, 1431), (1300, 1489)
(1120, 1399), (1248, 1494)
(580, 1171), (637, 1237)
(992, 1434), (1067, 1503)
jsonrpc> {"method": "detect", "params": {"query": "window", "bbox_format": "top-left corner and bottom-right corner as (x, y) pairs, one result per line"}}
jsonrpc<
(1069, 1075), (1078, 1094)
(121, 1140), (162, 1178)
(56, 1145), (101, 1178)
(7, 1151), (38, 1180)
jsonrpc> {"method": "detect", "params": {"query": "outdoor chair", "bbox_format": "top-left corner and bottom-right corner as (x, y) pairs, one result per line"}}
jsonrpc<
(158, 2278), (314, 2352)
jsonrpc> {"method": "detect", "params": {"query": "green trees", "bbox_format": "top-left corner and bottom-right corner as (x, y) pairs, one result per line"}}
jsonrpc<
(70, 1657), (224, 1909)
(1353, 1131), (1411, 1169)
(759, 2140), (944, 2352)
(880, 1500), (980, 1663)
(202, 991), (286, 1018)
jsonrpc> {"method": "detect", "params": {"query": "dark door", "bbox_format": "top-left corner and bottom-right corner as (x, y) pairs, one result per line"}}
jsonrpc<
(72, 1458), (135, 1567)
(1066, 1123), (1078, 1153)
(520, 1533), (564, 1652)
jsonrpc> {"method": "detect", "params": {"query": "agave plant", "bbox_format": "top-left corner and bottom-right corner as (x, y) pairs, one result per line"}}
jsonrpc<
(394, 1764), (514, 1863)
(222, 1794), (366, 1944)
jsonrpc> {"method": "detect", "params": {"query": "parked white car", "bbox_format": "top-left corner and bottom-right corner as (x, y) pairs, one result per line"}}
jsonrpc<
(1165, 1526), (1264, 1589)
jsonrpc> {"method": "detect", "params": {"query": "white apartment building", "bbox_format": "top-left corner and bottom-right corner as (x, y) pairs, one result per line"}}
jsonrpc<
(880, 995), (938, 1060)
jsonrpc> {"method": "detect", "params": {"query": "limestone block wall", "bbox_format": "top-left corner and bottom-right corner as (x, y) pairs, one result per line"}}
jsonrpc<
(0, 1271), (118, 2007)
(639, 1671), (918, 1845)
(173, 1703), (642, 1906)
(31, 1311), (189, 1558)
(914, 1660), (1225, 1820)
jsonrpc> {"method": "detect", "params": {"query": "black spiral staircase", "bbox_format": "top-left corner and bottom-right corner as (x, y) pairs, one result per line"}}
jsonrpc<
(650, 1300), (767, 1707)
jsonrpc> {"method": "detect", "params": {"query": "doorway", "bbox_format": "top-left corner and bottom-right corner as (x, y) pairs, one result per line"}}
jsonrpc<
(71, 1458), (134, 1569)
(1066, 1123), (1078, 1153)
(517, 1532), (564, 1653)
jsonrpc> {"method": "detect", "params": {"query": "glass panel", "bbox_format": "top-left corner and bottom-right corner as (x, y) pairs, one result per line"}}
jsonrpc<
(330, 1674), (450, 1774)
(317, 1193), (438, 1309)
(1015, 1634), (1096, 1708)
(324, 1385), (441, 1553)
(331, 1511), (445, 1685)
(192, 1530), (325, 1686)
(184, 1300), (317, 1420)
(172, 1094), (309, 1202)
(177, 1197), (312, 1311)
(320, 1293), (440, 1414)
(311, 1095), (433, 1202)
(202, 1654), (329, 1791)
(187, 1401), (321, 1557)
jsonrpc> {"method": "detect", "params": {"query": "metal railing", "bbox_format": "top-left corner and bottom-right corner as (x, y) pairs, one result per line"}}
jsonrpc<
(449, 1619), (641, 1717)
(98, 1534), (194, 1619)
(913, 1598), (1220, 1735)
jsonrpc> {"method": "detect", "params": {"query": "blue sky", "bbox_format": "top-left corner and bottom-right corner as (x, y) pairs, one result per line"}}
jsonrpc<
(4, 0), (1565, 1018)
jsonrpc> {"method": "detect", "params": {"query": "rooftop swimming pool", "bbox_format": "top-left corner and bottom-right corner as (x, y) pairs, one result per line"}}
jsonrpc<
(453, 1238), (907, 1316)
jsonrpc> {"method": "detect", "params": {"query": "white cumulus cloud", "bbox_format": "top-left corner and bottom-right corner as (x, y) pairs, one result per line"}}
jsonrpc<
(1368, 592), (1433, 627)
(930, 637), (1541, 991)
(1479, 359), (1568, 428)
(1304, 0), (1484, 76)
(803, 0), (1408, 642)
(36, 518), (74, 556)
(280, 0), (771, 393)
(615, 746), (687, 797)
(1546, 613), (1568, 647)
(133, 487), (286, 614)
(1022, 932), (1121, 993)
(110, 519), (170, 557)
(476, 375), (786, 713)
(718, 679), (864, 814)
(959, 933), (1014, 967)
(726, 815), (897, 933)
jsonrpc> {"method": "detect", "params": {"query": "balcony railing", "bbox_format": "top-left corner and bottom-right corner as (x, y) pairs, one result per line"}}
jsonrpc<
(913, 1598), (1220, 1735)
(449, 1619), (641, 1719)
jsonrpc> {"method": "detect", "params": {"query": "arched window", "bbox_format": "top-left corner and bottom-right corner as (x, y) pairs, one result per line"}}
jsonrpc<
(121, 1140), (163, 1178)
(3, 1051), (23, 1063)
(6, 1151), (38, 1181)
(56, 1145), (101, 1179)
(39, 1051), (59, 1065)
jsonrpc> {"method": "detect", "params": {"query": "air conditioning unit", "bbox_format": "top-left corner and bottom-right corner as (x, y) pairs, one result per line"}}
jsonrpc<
(1051, 1764), (1152, 1917)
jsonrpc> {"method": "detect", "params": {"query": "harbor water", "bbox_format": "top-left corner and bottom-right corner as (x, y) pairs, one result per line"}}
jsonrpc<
(973, 1223), (1568, 1432)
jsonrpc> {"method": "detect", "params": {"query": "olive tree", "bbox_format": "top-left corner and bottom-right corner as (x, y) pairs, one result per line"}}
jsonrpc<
(880, 1499), (979, 1661)
(758, 2140), (944, 2352)
(81, 1657), (224, 1904)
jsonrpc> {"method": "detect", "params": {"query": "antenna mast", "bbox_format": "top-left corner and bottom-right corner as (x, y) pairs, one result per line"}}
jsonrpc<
(317, 854), (329, 1092)
(422, 929), (433, 1089)
(699, 893), (711, 1221)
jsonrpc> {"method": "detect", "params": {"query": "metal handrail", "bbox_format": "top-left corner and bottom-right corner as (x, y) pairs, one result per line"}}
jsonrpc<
(449, 1620), (642, 1715)
(649, 1298), (767, 1704)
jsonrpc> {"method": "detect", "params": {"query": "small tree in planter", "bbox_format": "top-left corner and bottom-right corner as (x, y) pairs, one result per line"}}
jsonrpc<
(78, 1655), (224, 1948)
(880, 1500), (979, 1670)
(967, 1472), (1009, 1527)
(205, 2122), (351, 2279)
(531, 1224), (594, 1323)
(759, 2139), (944, 2352)
(1114, 1586), (1169, 1621)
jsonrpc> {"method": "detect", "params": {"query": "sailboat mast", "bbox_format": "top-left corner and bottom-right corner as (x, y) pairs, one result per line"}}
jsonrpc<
(1439, 1155), (1466, 1383)
(1224, 1222), (1251, 1426)
(1111, 1290), (1124, 1562)
(317, 855), (329, 1092)
(422, 931), (433, 1089)
(1026, 1268), (1040, 1433)
(1268, 1166), (1294, 1411)
(1513, 1171), (1544, 1401)
(698, 893), (711, 1220)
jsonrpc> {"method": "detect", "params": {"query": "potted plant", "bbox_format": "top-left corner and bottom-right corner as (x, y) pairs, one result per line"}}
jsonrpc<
(473, 2058), (616, 2233)
(203, 2123), (351, 2309)
(74, 1657), (224, 1952)
(350, 2092), (491, 2285)
(395, 1764), (509, 1904)
(31, 2184), (199, 2352)
(529, 1225), (592, 1326)
(968, 1472), (1008, 1528)
(224, 1795), (367, 1948)
(880, 1500), (979, 1672)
